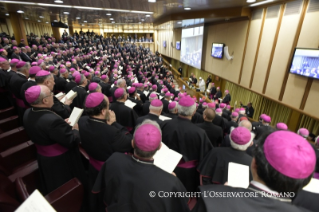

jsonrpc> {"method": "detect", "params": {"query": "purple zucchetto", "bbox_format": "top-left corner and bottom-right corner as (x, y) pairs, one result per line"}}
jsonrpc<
(75, 74), (82, 84)
(101, 75), (107, 80)
(29, 66), (41, 75)
(16, 61), (26, 69)
(216, 108), (222, 113)
(150, 99), (163, 107)
(88, 82), (98, 91)
(85, 92), (104, 108)
(232, 112), (239, 117)
(128, 87), (136, 94)
(264, 131), (316, 179)
(219, 103), (226, 109)
(152, 85), (157, 90)
(25, 85), (41, 104)
(276, 123), (288, 130)
(149, 93), (158, 99)
(114, 88), (125, 99)
(31, 62), (37, 66)
(168, 101), (177, 110)
(207, 102), (215, 109)
(10, 59), (20, 64)
(262, 115), (271, 123)
(48, 66), (55, 72)
(60, 68), (67, 74)
(297, 128), (309, 138)
(179, 96), (195, 107)
(36, 70), (50, 77)
(134, 124), (161, 152)
(230, 127), (252, 145)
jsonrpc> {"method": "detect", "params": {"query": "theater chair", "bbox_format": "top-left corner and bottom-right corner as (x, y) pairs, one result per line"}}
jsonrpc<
(0, 127), (30, 152)
(0, 174), (20, 212)
(0, 107), (16, 120)
(0, 116), (20, 134)
(0, 141), (37, 181)
(16, 178), (84, 212)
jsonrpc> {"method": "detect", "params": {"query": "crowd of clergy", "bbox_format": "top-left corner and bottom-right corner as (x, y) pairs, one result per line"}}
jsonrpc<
(0, 32), (319, 212)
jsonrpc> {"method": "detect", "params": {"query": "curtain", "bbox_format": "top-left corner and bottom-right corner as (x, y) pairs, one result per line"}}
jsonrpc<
(299, 115), (319, 135)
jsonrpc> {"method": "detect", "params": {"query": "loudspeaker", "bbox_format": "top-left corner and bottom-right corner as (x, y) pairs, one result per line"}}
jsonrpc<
(224, 46), (233, 60)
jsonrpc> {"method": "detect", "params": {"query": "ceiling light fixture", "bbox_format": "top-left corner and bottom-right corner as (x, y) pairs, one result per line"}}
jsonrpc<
(54, 20), (58, 22)
(54, 0), (63, 3)
(139, 22), (141, 24)
(141, 19), (145, 21)
(1, 1), (154, 14)
(177, 21), (182, 24)
(249, 0), (274, 6)
(106, 13), (112, 16)
(76, 17), (81, 19)
(111, 21), (115, 23)
(46, 22), (49, 23)
(39, 16), (44, 18)
(17, 10), (24, 13)
(148, 0), (156, 2)
(110, 18), (114, 20)
(63, 12), (69, 14)
(25, 17), (29, 19)
(145, 14), (151, 17)
(83, 20), (87, 22)
(184, 7), (191, 10)
(246, 0), (256, 2)
(5, 13), (9, 16)
(37, 20), (41, 22)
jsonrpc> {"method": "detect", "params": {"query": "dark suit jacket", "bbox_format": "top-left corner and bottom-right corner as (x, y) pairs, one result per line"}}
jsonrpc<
(196, 121), (223, 147)
(20, 52), (32, 63)
(213, 115), (225, 131)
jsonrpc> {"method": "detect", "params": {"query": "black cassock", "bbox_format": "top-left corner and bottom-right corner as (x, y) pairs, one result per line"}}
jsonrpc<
(127, 96), (143, 116)
(78, 116), (133, 211)
(293, 189), (319, 212)
(191, 112), (204, 124)
(210, 87), (216, 98)
(214, 90), (222, 100)
(161, 117), (213, 192)
(196, 121), (223, 147)
(54, 76), (67, 93)
(222, 93), (231, 104)
(52, 96), (71, 119)
(137, 89), (147, 103)
(136, 113), (163, 127)
(99, 81), (111, 97)
(23, 107), (87, 195)
(20, 80), (37, 106)
(161, 99), (170, 114)
(110, 101), (138, 133)
(92, 153), (190, 212)
(142, 100), (151, 116)
(192, 184), (307, 212)
(64, 80), (77, 93)
(164, 112), (178, 119)
(71, 85), (87, 109)
(9, 72), (27, 99)
(213, 115), (225, 131)
(197, 147), (252, 185)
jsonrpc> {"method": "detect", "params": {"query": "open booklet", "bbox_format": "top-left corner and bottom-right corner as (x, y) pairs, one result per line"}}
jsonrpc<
(15, 189), (56, 212)
(227, 162), (249, 188)
(303, 178), (319, 194)
(69, 107), (84, 127)
(60, 90), (77, 104)
(159, 115), (172, 121)
(143, 91), (149, 96)
(153, 142), (182, 173)
(125, 99), (136, 109)
(54, 92), (64, 99)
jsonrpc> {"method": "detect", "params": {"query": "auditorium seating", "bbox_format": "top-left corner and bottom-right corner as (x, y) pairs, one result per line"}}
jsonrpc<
(0, 105), (84, 211)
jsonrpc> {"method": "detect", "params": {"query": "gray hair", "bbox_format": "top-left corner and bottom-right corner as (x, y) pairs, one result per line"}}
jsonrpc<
(169, 102), (178, 113)
(149, 104), (163, 112)
(79, 74), (86, 85)
(89, 84), (101, 93)
(117, 78), (125, 87)
(177, 103), (196, 116)
(117, 88), (127, 100)
(238, 120), (252, 131)
(35, 73), (53, 84)
(17, 62), (30, 73)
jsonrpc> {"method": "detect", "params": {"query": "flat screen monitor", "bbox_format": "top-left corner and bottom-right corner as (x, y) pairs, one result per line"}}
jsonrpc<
(176, 41), (181, 50)
(211, 43), (225, 59)
(180, 25), (204, 69)
(163, 41), (166, 48)
(289, 48), (319, 79)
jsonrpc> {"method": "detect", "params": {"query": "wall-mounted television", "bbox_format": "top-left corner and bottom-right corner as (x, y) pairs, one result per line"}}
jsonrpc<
(289, 48), (319, 79)
(163, 41), (166, 48)
(176, 41), (181, 50)
(211, 43), (225, 59)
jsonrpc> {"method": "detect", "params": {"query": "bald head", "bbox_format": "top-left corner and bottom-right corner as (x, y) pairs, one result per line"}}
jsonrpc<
(203, 108), (215, 122)
(238, 120), (252, 131)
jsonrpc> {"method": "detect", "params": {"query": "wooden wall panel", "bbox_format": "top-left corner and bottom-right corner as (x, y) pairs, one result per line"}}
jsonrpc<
(282, 74), (308, 108)
(265, 14), (301, 99)
(239, 19), (262, 87)
(251, 17), (279, 93)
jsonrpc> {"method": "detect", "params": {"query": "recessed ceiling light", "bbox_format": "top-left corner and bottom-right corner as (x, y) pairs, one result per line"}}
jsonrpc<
(63, 12), (69, 14)
(141, 19), (145, 21)
(25, 17), (29, 19)
(246, 0), (256, 2)
(76, 17), (81, 19)
(37, 20), (41, 22)
(148, 0), (156, 2)
(139, 22), (141, 24)
(145, 15), (150, 17)
(83, 20), (87, 22)
(54, 0), (63, 3)
(54, 20), (58, 22)
(46, 22), (48, 23)
(5, 13), (9, 16)
(17, 10), (24, 13)
(110, 18), (114, 20)
(106, 13), (112, 16)
(177, 21), (182, 24)
(39, 16), (44, 18)
(111, 21), (115, 23)
(184, 7), (191, 10)
(249, 0), (274, 6)
(81, 24), (85, 26)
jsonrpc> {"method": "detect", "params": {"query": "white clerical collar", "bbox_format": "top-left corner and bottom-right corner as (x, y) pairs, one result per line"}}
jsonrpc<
(7, 67), (11, 72)
(250, 180), (279, 195)
(17, 72), (26, 77)
(28, 78), (35, 81)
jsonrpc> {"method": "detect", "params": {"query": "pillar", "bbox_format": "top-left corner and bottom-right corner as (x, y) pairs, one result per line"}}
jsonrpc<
(51, 27), (61, 42)
(68, 26), (74, 36)
(9, 12), (28, 46)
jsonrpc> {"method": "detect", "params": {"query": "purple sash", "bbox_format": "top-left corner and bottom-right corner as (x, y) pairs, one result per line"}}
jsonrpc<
(108, 96), (113, 103)
(89, 157), (104, 171)
(177, 159), (198, 168)
(314, 172), (319, 180)
(12, 94), (29, 108)
(35, 143), (68, 157)
(126, 126), (133, 132)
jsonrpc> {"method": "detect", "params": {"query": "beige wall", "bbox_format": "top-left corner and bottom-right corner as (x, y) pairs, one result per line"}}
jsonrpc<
(156, 0), (319, 119)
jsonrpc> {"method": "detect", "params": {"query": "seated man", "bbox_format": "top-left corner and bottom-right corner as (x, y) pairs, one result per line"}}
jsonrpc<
(23, 85), (86, 195)
(198, 126), (254, 185)
(193, 130), (316, 212)
(136, 99), (163, 126)
(92, 120), (190, 212)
